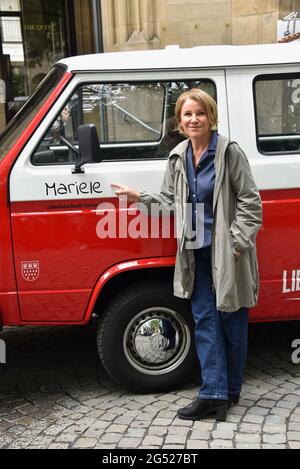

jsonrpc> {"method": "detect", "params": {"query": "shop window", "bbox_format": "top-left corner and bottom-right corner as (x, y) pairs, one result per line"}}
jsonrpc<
(31, 79), (216, 165)
(0, 0), (72, 124)
(254, 74), (300, 154)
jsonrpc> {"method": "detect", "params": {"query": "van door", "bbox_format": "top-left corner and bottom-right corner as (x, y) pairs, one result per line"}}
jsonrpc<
(9, 71), (228, 322)
(226, 66), (300, 321)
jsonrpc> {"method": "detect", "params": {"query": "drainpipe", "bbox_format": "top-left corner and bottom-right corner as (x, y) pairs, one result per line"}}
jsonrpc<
(91, 0), (104, 53)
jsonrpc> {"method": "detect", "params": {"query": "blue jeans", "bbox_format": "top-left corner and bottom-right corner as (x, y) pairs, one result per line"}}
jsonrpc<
(191, 247), (249, 400)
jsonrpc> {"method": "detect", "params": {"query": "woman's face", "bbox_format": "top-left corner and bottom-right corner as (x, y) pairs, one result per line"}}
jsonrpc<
(179, 98), (210, 141)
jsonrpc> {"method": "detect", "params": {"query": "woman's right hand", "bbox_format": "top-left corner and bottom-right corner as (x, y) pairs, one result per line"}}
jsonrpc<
(111, 184), (141, 203)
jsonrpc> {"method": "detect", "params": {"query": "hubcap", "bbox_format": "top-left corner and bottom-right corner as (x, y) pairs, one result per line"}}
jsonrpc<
(123, 307), (191, 375)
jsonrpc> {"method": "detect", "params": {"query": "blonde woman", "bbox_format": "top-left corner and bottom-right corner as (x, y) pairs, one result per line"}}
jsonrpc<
(112, 89), (262, 422)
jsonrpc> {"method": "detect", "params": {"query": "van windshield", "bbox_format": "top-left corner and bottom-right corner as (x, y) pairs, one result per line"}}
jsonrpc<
(0, 65), (66, 162)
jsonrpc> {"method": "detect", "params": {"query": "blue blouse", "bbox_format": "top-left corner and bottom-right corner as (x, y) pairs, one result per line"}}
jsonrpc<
(186, 132), (218, 249)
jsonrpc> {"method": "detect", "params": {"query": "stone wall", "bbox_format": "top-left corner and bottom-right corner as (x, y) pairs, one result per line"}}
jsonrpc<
(231, 0), (300, 43)
(99, 0), (300, 52)
(232, 0), (278, 44)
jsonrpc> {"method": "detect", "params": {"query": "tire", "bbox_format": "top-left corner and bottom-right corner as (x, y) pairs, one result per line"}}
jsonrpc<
(97, 280), (197, 393)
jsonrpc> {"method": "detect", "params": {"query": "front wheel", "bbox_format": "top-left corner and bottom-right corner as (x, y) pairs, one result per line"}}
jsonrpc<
(97, 281), (197, 393)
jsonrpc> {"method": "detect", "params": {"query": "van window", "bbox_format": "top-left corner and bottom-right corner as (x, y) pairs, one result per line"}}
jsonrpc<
(254, 74), (300, 154)
(31, 79), (216, 165)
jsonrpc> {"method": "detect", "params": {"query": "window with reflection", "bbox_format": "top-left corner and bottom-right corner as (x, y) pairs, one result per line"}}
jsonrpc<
(254, 74), (300, 154)
(31, 79), (216, 165)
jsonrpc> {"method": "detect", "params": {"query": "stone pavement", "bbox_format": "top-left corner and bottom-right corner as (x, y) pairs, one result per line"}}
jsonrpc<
(0, 320), (300, 449)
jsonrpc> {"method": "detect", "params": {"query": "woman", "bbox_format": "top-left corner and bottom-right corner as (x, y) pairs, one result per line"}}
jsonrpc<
(111, 89), (262, 422)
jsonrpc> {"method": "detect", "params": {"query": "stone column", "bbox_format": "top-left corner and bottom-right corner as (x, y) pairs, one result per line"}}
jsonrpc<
(101, 0), (160, 51)
(144, 0), (159, 41)
(128, 0), (141, 37)
(74, 0), (95, 54)
(117, 0), (129, 46)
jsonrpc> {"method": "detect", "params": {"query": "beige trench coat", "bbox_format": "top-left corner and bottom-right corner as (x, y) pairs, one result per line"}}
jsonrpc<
(139, 135), (263, 312)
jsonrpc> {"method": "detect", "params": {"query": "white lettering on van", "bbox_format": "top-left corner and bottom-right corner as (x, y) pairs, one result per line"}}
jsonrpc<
(0, 339), (6, 364)
(283, 270), (300, 293)
(0, 79), (6, 104)
(45, 181), (103, 197)
(291, 79), (300, 104)
(291, 339), (300, 364)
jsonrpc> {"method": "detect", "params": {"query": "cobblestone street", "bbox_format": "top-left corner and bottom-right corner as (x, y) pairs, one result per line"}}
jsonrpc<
(0, 320), (300, 449)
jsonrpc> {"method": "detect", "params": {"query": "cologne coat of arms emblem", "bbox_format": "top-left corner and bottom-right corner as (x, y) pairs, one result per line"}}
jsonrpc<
(21, 261), (40, 281)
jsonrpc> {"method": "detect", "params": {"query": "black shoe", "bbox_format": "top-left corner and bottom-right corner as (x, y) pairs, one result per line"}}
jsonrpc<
(228, 393), (240, 406)
(177, 398), (228, 422)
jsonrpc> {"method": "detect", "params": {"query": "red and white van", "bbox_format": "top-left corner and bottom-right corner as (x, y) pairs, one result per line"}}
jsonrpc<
(1, 43), (300, 392)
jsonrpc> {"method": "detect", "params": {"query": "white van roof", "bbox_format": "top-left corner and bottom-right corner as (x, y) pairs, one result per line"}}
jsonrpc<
(59, 42), (300, 73)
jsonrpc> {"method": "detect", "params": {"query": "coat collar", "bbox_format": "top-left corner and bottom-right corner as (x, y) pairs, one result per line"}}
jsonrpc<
(169, 134), (230, 171)
(169, 138), (190, 160)
(168, 134), (231, 212)
(213, 134), (230, 212)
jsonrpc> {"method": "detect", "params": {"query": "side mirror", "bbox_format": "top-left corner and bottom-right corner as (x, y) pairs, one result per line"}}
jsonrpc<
(72, 124), (102, 173)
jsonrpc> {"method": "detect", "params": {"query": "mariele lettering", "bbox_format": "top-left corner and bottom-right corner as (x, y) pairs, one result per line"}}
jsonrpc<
(45, 181), (103, 197)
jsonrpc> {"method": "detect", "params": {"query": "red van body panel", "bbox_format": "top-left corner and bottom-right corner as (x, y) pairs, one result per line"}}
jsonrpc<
(2, 187), (300, 325)
(10, 198), (164, 322)
(0, 72), (72, 326)
(5, 187), (300, 325)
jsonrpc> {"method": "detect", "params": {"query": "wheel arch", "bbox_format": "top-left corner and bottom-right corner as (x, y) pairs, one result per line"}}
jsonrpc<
(83, 257), (175, 323)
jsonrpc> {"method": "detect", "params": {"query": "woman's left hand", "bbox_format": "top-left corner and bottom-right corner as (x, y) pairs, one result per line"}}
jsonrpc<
(233, 248), (241, 259)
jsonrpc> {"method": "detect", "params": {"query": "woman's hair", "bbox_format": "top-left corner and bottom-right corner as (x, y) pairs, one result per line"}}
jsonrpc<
(175, 88), (218, 133)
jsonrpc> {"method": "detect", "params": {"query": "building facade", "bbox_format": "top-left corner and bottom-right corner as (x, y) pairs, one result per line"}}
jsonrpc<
(100, 0), (286, 51)
(0, 0), (300, 130)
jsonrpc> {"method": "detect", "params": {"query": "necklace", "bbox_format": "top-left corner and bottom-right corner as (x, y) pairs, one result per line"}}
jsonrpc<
(193, 146), (208, 169)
